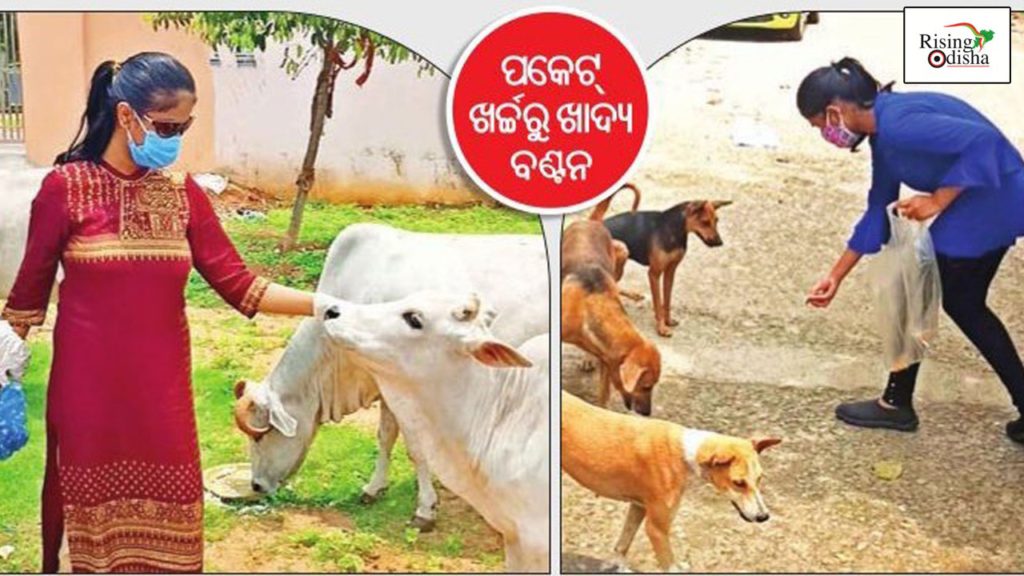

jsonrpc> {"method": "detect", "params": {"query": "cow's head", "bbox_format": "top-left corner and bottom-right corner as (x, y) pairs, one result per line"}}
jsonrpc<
(319, 291), (532, 380)
(233, 379), (315, 495)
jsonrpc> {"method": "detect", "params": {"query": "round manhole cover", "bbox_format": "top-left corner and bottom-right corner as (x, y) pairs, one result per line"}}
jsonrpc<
(204, 462), (260, 503)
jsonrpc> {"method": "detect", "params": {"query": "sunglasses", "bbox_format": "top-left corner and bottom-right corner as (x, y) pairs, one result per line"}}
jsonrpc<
(132, 108), (194, 138)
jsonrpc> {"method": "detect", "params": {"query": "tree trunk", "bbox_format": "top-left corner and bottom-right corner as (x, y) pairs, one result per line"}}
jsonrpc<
(280, 44), (335, 251)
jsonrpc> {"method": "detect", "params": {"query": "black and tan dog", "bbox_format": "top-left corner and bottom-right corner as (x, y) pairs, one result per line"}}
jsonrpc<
(591, 184), (732, 337)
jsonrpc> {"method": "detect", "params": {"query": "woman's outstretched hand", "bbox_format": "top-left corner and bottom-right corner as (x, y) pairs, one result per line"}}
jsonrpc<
(257, 283), (316, 317)
(806, 276), (840, 308)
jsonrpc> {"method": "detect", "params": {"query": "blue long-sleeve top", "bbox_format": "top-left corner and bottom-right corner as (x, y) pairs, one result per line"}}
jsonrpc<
(849, 91), (1024, 258)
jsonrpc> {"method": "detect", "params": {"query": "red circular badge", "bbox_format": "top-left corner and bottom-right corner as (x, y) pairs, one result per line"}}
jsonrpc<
(447, 8), (650, 215)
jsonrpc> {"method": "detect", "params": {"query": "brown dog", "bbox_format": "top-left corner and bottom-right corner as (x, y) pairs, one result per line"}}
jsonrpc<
(592, 184), (732, 337)
(562, 219), (661, 415)
(561, 391), (781, 571)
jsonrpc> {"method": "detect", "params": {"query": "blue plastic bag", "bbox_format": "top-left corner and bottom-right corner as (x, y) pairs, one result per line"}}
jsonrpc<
(0, 380), (29, 461)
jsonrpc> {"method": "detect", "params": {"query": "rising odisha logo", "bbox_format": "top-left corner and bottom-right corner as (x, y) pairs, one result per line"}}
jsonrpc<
(920, 22), (995, 68)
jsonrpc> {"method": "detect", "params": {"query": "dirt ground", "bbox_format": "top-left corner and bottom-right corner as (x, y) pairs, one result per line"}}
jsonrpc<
(204, 496), (501, 573)
(562, 12), (1024, 573)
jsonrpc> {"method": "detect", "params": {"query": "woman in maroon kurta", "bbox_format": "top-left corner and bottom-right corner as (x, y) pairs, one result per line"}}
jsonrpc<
(2, 53), (318, 572)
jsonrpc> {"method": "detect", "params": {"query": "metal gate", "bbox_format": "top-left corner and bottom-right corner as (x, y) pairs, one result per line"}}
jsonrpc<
(0, 13), (22, 142)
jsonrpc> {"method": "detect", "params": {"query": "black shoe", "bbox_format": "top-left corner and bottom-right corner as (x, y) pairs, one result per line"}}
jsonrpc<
(1006, 418), (1024, 444)
(835, 399), (919, 432)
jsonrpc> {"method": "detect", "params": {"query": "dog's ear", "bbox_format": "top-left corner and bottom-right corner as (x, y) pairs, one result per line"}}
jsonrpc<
(697, 446), (735, 469)
(619, 361), (645, 394)
(233, 380), (248, 400)
(710, 453), (734, 467)
(683, 202), (702, 216)
(752, 437), (782, 453)
(711, 200), (733, 209)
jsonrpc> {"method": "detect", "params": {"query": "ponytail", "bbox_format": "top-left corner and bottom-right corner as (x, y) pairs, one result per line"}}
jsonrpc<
(55, 52), (196, 165)
(55, 60), (119, 165)
(796, 56), (894, 119)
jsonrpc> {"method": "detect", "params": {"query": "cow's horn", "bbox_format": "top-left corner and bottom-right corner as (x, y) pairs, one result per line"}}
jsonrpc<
(454, 294), (480, 322)
(234, 392), (270, 439)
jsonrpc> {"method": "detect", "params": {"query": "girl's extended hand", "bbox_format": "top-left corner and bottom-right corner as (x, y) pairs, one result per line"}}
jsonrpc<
(806, 276), (840, 308)
(896, 195), (942, 221)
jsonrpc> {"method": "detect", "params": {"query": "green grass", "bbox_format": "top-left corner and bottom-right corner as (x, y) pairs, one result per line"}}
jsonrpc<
(0, 202), (526, 572)
(202, 505), (238, 544)
(186, 202), (540, 309)
(0, 343), (49, 573)
(293, 529), (383, 572)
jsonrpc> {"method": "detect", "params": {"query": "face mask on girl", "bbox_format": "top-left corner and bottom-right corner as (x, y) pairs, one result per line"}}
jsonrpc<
(126, 109), (183, 169)
(820, 106), (861, 149)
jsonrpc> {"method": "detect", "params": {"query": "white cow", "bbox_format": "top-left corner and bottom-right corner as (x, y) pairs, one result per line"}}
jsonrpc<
(321, 291), (550, 572)
(233, 223), (547, 530)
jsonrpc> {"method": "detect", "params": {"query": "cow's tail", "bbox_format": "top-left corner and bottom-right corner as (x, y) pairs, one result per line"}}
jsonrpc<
(589, 183), (642, 220)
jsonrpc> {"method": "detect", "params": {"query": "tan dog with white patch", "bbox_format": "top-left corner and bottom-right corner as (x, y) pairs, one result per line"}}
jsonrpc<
(561, 391), (781, 572)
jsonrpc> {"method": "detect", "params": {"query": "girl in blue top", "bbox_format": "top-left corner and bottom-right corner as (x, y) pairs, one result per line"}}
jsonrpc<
(798, 57), (1024, 443)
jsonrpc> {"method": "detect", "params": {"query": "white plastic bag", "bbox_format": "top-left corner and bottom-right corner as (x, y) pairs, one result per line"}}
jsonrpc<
(0, 321), (29, 386)
(868, 203), (942, 372)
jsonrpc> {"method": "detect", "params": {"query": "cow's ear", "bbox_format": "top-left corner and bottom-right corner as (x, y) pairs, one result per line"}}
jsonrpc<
(267, 390), (298, 438)
(234, 380), (247, 400)
(470, 340), (533, 368)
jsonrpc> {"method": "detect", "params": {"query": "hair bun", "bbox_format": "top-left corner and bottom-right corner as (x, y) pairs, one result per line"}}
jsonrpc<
(832, 57), (859, 76)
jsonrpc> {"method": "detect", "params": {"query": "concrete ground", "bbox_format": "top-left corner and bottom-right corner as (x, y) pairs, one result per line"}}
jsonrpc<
(562, 12), (1024, 573)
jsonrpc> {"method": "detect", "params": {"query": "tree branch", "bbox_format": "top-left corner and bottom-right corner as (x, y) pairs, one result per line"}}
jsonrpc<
(329, 45), (359, 71)
(323, 43), (342, 119)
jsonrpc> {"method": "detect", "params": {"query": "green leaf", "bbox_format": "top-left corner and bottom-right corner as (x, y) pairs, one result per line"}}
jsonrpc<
(873, 460), (903, 481)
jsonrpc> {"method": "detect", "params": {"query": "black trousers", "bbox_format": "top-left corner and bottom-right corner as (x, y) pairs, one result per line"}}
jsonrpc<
(886, 246), (1024, 412)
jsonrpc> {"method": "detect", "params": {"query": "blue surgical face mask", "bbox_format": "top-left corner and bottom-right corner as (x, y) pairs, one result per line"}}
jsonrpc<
(126, 109), (183, 169)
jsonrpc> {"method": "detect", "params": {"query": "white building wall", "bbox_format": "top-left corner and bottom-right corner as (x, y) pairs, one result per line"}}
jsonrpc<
(0, 151), (49, 297)
(210, 43), (482, 205)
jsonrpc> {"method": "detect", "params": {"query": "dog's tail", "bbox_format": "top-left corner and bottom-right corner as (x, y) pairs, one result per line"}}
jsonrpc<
(588, 183), (642, 221)
(619, 183), (641, 211)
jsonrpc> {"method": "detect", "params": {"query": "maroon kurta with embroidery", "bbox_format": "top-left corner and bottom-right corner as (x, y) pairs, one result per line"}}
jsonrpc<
(2, 160), (269, 573)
